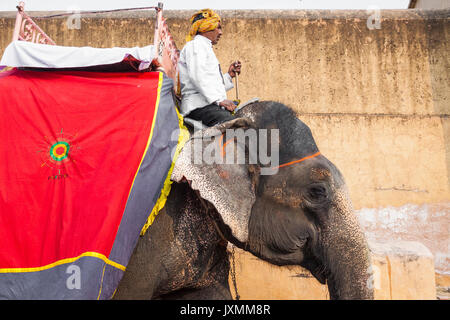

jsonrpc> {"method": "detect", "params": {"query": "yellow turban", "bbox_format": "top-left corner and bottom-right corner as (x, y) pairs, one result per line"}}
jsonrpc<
(186, 9), (221, 42)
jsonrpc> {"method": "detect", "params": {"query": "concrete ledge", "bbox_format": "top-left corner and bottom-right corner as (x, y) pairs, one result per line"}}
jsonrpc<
(228, 240), (436, 299)
(369, 241), (436, 300)
(356, 203), (449, 279)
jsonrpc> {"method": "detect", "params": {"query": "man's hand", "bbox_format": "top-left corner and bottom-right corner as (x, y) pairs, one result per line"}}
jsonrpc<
(218, 99), (237, 112)
(228, 60), (241, 78)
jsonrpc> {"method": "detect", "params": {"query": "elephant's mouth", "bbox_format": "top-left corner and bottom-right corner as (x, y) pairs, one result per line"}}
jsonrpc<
(301, 257), (329, 285)
(310, 265), (328, 285)
(303, 258), (345, 299)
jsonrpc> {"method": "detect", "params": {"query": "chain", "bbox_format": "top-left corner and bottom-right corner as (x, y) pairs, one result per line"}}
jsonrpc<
(230, 244), (240, 300)
(199, 198), (240, 300)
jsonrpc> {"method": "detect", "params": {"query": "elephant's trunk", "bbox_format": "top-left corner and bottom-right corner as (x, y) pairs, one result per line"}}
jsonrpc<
(320, 187), (374, 300)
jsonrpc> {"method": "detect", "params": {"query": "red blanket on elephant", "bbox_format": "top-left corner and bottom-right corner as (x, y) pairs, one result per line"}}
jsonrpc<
(0, 68), (183, 299)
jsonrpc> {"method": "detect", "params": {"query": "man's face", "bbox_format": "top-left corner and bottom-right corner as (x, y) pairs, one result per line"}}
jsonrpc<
(201, 23), (223, 45)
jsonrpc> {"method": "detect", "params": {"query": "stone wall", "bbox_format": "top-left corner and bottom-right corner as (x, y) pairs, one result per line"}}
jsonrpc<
(229, 241), (437, 300)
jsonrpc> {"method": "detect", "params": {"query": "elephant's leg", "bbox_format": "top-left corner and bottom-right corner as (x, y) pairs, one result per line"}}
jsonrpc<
(115, 182), (234, 300)
(113, 206), (175, 299)
(155, 234), (233, 300)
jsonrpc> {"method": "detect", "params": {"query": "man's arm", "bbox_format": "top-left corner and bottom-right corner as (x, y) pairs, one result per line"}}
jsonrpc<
(223, 60), (241, 91)
(222, 72), (234, 91)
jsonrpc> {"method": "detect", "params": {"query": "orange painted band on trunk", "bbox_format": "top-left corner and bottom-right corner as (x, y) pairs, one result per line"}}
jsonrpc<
(219, 133), (235, 158)
(222, 139), (234, 157)
(275, 151), (321, 169)
(218, 133), (225, 156)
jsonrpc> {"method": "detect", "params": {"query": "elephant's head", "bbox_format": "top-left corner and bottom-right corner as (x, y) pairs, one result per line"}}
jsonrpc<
(172, 101), (373, 300)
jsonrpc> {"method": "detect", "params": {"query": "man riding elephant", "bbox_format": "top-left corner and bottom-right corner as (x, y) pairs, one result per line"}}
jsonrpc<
(115, 9), (374, 301)
(178, 9), (242, 127)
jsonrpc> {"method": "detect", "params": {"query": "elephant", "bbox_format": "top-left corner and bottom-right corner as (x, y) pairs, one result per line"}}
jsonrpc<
(113, 101), (374, 300)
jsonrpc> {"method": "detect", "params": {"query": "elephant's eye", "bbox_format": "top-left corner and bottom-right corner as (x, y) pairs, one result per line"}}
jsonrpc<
(305, 184), (328, 203)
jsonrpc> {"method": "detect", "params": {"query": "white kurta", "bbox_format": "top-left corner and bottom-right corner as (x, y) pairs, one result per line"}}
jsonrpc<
(178, 35), (234, 116)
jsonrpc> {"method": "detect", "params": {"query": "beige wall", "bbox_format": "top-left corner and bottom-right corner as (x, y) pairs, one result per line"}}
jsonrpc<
(412, 0), (450, 9)
(0, 9), (448, 296)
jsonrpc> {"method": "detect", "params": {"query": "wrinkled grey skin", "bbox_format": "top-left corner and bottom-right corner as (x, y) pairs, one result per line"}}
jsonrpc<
(114, 101), (373, 300)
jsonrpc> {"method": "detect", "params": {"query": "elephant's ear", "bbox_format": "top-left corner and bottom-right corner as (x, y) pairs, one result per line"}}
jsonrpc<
(171, 118), (258, 244)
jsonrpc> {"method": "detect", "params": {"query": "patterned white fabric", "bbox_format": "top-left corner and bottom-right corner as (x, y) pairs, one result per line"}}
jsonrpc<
(0, 41), (154, 70)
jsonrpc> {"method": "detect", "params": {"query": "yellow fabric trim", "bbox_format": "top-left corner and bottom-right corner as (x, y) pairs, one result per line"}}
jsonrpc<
(97, 264), (107, 300)
(111, 288), (118, 299)
(140, 106), (190, 235)
(0, 251), (126, 273)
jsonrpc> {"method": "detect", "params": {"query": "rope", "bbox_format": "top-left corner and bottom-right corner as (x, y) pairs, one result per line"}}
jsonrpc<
(230, 245), (240, 300)
(274, 151), (321, 169)
(29, 6), (159, 19)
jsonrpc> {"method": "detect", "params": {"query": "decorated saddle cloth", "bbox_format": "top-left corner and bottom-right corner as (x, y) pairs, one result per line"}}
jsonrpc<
(0, 68), (187, 299)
